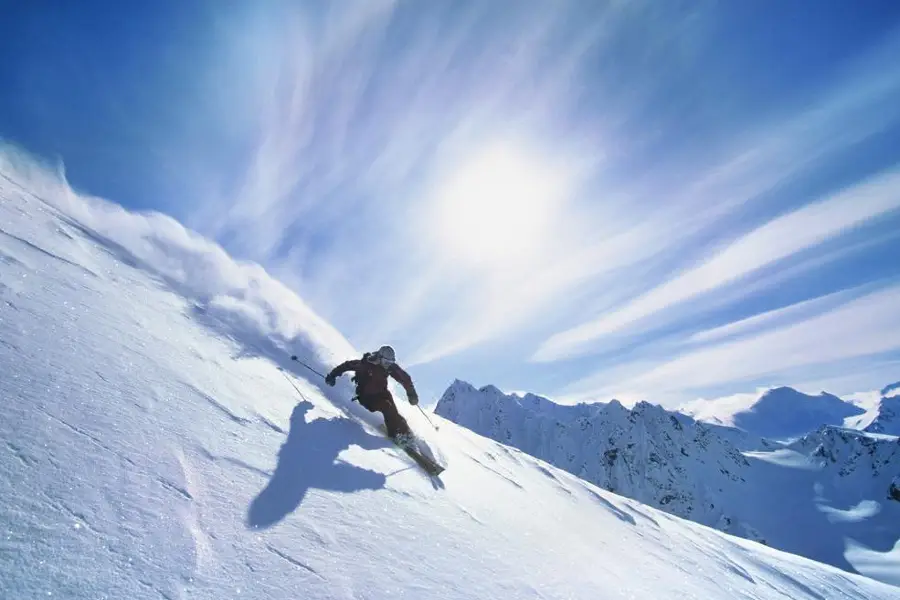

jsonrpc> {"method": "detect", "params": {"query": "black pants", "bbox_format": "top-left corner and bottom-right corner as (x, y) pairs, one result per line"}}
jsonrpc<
(358, 392), (411, 438)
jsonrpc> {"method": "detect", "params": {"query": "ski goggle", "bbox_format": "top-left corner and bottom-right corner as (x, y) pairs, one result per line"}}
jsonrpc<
(367, 351), (395, 368)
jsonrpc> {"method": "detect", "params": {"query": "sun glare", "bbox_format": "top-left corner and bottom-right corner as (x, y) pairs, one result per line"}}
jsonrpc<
(430, 143), (568, 270)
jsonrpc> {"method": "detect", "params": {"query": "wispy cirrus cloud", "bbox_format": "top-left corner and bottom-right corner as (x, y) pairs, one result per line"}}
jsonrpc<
(684, 287), (861, 346)
(534, 169), (900, 362)
(186, 2), (711, 358)
(565, 283), (900, 404)
(6, 1), (900, 408)
(167, 4), (900, 398)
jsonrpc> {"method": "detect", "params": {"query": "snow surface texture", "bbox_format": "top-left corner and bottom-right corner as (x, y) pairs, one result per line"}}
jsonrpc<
(3, 149), (899, 598)
(436, 381), (900, 586)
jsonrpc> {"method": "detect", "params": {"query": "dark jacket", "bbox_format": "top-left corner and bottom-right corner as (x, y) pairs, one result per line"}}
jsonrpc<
(328, 358), (419, 404)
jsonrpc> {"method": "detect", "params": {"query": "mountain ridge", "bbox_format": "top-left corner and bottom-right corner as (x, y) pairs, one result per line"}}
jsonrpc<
(435, 380), (900, 585)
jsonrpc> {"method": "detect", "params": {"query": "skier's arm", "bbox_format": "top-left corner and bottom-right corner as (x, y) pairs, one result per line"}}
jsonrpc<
(389, 364), (419, 405)
(326, 360), (360, 385)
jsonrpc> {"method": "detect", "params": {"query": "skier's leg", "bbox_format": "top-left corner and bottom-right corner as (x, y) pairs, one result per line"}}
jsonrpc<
(370, 392), (411, 438)
(385, 400), (412, 439)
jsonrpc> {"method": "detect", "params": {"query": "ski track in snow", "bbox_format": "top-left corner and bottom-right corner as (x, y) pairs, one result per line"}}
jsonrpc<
(264, 543), (324, 578)
(2, 153), (900, 598)
(466, 453), (525, 490)
(0, 226), (99, 279)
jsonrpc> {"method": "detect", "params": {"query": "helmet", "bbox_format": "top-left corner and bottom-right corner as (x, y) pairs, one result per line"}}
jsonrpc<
(376, 345), (396, 362)
(368, 345), (396, 367)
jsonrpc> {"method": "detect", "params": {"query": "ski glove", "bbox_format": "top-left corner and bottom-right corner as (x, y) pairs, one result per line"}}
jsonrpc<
(408, 394), (419, 406)
(325, 373), (336, 386)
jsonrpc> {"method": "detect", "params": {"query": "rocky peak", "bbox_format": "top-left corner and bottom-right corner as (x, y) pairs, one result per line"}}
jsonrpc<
(790, 425), (900, 479)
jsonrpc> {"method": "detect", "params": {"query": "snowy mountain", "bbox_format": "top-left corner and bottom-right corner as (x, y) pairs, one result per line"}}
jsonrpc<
(4, 148), (900, 599)
(435, 381), (900, 585)
(683, 386), (868, 440)
(863, 383), (900, 436)
(435, 381), (763, 536)
(787, 426), (898, 492)
(771, 426), (900, 575)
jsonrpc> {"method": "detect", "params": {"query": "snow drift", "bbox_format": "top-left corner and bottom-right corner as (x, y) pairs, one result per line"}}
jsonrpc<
(2, 146), (899, 598)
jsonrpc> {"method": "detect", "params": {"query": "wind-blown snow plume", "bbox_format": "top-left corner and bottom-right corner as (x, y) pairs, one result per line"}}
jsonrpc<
(0, 143), (356, 373)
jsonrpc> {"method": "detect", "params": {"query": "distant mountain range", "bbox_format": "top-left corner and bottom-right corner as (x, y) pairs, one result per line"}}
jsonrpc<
(681, 383), (900, 438)
(435, 380), (900, 586)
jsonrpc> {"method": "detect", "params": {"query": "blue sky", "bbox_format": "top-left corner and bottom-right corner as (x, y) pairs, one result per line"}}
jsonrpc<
(3, 1), (900, 406)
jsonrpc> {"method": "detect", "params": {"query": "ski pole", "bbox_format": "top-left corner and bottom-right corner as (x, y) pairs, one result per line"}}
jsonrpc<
(290, 355), (326, 379)
(280, 368), (313, 404)
(417, 405), (439, 431)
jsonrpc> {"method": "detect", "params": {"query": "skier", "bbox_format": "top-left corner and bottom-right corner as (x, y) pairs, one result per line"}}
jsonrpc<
(325, 345), (419, 444)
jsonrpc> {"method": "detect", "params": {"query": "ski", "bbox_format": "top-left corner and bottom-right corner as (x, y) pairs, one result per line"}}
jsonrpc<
(395, 439), (445, 476)
(381, 426), (445, 476)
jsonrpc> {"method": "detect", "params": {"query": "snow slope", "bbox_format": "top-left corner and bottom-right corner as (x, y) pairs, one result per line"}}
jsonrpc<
(436, 381), (900, 586)
(751, 427), (900, 585)
(683, 386), (867, 440)
(3, 149), (900, 599)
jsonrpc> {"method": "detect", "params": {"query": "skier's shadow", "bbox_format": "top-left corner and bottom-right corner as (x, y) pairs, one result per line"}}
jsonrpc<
(246, 401), (388, 529)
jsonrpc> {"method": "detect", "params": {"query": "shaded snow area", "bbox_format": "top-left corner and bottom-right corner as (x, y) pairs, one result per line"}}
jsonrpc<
(2, 150), (899, 599)
(437, 381), (900, 587)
